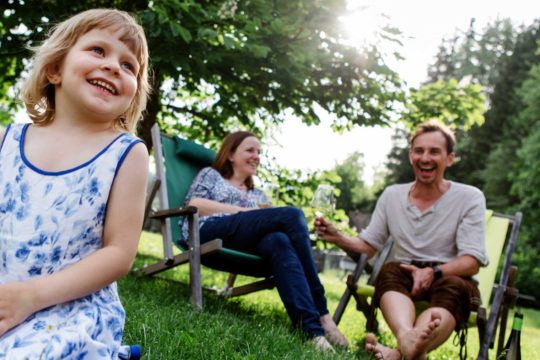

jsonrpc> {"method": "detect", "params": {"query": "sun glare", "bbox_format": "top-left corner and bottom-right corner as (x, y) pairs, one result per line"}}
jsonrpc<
(340, 1), (390, 49)
(340, 11), (381, 48)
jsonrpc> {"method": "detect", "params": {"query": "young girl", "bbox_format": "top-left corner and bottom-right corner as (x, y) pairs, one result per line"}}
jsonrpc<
(0, 9), (150, 359)
(182, 132), (349, 352)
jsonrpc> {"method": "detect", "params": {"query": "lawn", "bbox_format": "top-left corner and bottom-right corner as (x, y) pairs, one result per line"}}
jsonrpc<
(119, 231), (539, 359)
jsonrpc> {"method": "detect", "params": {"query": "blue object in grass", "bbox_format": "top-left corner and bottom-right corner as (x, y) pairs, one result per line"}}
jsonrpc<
(118, 344), (141, 359)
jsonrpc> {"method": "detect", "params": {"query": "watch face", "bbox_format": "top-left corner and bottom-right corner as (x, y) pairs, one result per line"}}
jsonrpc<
(433, 266), (442, 280)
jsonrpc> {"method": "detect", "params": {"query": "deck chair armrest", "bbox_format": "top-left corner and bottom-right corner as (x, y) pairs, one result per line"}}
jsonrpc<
(150, 205), (198, 220)
(367, 239), (394, 285)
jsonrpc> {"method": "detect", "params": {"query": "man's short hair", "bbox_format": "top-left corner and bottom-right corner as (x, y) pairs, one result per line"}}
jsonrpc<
(410, 120), (456, 154)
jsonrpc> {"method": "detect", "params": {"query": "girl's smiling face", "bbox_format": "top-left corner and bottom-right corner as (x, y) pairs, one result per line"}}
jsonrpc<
(48, 27), (139, 123)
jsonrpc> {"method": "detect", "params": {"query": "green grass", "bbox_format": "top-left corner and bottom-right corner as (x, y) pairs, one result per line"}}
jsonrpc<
(119, 232), (540, 359)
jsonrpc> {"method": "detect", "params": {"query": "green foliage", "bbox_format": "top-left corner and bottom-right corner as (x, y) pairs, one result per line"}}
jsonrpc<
(150, 0), (404, 143)
(0, 0), (406, 145)
(331, 151), (373, 213)
(451, 20), (540, 194)
(257, 162), (355, 247)
(508, 65), (540, 298)
(383, 127), (415, 185)
(401, 79), (486, 131)
(427, 18), (517, 88)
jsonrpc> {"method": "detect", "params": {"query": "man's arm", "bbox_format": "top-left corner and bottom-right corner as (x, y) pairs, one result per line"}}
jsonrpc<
(439, 254), (481, 277)
(314, 217), (377, 258)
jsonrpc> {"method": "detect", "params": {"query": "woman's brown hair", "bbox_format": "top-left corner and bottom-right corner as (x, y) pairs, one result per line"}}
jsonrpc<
(212, 131), (258, 190)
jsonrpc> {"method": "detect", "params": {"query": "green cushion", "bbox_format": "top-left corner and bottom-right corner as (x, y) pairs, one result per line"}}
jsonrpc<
(174, 137), (216, 166)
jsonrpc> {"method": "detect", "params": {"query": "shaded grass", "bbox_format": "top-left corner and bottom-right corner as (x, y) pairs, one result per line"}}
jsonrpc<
(119, 232), (539, 359)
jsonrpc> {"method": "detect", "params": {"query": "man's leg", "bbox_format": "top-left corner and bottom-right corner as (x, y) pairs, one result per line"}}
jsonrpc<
(379, 292), (444, 359)
(410, 307), (455, 353)
(370, 263), (443, 359)
(366, 290), (417, 359)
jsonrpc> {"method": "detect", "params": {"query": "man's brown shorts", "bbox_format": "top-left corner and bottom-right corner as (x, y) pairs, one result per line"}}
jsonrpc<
(373, 262), (481, 330)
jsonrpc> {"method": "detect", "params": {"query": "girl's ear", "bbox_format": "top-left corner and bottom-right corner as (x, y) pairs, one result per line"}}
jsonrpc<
(46, 64), (61, 85)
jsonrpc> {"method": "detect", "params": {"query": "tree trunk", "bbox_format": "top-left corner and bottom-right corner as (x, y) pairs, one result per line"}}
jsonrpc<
(138, 69), (162, 151)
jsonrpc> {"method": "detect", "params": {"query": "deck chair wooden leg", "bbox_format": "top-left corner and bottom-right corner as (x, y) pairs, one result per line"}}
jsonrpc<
(188, 212), (203, 310)
(496, 265), (519, 357)
(477, 306), (487, 351)
(333, 253), (369, 325)
(227, 273), (237, 288)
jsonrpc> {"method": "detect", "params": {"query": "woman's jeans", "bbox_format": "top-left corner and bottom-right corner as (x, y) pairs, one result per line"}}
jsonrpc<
(199, 206), (327, 337)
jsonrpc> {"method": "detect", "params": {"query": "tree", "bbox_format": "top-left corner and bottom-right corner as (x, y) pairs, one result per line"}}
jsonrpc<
(425, 19), (540, 300)
(469, 20), (540, 209)
(332, 151), (371, 213)
(427, 18), (517, 89)
(0, 0), (405, 147)
(508, 64), (540, 300)
(425, 19), (540, 197)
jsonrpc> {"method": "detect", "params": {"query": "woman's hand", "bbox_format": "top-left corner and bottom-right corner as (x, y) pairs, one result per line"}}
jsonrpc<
(0, 282), (38, 337)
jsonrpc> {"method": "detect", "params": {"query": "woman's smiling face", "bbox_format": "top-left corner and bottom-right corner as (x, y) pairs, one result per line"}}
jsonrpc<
(229, 136), (261, 178)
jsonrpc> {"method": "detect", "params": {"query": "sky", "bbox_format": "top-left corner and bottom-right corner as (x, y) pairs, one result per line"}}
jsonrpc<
(267, 0), (540, 185)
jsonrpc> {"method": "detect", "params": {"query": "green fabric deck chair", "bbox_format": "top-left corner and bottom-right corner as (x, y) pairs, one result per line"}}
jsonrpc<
(135, 124), (273, 309)
(332, 210), (522, 360)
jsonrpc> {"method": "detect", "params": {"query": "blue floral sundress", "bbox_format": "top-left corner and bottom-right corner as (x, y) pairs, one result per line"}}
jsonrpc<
(0, 123), (141, 359)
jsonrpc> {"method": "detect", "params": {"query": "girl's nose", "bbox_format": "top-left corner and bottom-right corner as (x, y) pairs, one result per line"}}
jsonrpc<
(102, 61), (120, 75)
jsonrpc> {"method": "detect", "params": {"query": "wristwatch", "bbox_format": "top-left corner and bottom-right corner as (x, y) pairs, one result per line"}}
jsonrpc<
(432, 265), (443, 280)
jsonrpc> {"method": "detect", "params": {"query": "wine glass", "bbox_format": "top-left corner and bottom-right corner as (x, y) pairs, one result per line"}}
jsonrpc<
(311, 184), (335, 218)
(311, 184), (335, 248)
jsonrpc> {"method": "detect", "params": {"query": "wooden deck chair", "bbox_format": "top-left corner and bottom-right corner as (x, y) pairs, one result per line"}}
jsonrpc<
(332, 210), (522, 360)
(134, 124), (274, 310)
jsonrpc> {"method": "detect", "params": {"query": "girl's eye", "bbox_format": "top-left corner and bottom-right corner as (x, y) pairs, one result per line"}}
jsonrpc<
(121, 62), (135, 73)
(91, 47), (104, 55)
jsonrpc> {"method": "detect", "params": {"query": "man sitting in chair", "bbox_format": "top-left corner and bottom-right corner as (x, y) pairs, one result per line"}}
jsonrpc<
(315, 120), (488, 359)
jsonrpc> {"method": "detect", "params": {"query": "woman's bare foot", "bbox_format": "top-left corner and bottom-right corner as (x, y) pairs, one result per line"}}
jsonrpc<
(398, 311), (441, 359)
(365, 333), (402, 360)
(319, 314), (349, 347)
(310, 335), (336, 353)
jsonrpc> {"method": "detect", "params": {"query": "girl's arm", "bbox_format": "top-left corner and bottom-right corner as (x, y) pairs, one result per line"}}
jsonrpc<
(0, 142), (149, 337)
(188, 197), (254, 217)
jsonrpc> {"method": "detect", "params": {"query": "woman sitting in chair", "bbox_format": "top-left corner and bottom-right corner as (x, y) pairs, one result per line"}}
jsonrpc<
(181, 131), (347, 352)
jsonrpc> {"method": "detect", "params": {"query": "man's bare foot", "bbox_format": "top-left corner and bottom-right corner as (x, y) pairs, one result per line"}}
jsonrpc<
(365, 333), (402, 360)
(319, 314), (349, 347)
(398, 311), (442, 359)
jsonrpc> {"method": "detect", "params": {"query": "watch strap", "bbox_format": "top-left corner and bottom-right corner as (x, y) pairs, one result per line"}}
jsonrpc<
(432, 265), (443, 280)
